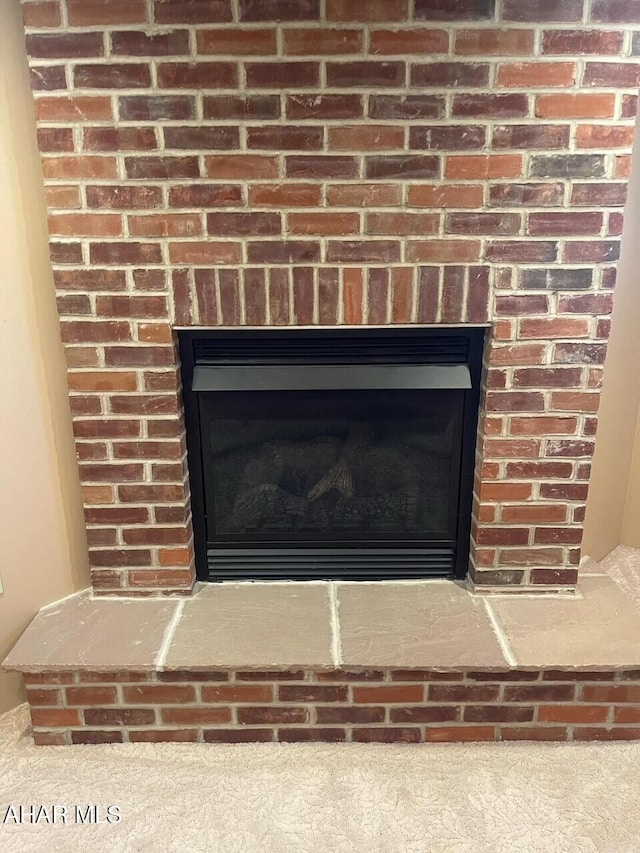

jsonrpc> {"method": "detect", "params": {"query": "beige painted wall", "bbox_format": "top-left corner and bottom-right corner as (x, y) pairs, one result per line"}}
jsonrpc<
(621, 411), (640, 547)
(583, 114), (640, 561)
(0, 0), (90, 715)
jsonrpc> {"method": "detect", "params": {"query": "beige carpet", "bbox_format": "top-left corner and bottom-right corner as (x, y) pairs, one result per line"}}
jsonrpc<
(600, 545), (640, 611)
(1, 705), (640, 852)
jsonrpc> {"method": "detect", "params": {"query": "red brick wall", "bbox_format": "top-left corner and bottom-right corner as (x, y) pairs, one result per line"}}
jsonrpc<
(20, 0), (639, 593)
(24, 667), (640, 744)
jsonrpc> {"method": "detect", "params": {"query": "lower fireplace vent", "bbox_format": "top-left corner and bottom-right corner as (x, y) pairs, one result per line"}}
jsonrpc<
(206, 547), (455, 580)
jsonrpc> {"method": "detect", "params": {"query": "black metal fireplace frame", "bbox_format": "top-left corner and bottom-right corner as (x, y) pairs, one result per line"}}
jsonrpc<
(178, 326), (485, 582)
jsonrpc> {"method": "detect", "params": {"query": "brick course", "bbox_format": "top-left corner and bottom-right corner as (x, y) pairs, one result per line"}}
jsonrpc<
(23, 668), (640, 745)
(20, 0), (637, 593)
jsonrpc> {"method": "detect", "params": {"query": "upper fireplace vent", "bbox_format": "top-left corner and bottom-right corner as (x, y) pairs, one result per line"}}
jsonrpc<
(190, 332), (472, 365)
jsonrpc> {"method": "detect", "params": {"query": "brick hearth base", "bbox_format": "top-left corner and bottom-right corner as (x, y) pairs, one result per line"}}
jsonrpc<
(24, 668), (640, 745)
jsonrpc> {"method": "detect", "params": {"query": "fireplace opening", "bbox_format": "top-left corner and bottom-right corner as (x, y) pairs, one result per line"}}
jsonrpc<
(179, 328), (485, 581)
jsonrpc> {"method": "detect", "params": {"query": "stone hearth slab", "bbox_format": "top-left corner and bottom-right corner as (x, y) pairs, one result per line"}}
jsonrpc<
(3, 592), (177, 671)
(164, 582), (333, 669)
(338, 581), (507, 668)
(490, 575), (640, 667)
(6, 574), (640, 676)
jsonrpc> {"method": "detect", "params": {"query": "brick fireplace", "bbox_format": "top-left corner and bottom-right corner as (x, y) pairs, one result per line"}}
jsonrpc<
(21, 0), (639, 595)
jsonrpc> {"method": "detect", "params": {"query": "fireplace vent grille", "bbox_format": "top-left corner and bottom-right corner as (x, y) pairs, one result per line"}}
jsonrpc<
(206, 547), (455, 580)
(191, 331), (470, 366)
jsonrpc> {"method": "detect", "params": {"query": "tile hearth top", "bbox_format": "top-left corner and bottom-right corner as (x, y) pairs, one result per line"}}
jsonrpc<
(164, 583), (334, 669)
(4, 560), (640, 674)
(338, 582), (505, 668)
(491, 575), (640, 667)
(3, 595), (176, 672)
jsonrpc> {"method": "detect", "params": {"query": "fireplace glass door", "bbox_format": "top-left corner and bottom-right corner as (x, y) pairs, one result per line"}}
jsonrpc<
(201, 389), (462, 546)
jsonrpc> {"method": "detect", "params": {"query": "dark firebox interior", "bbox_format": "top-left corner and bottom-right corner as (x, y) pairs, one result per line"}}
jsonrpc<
(204, 390), (459, 540)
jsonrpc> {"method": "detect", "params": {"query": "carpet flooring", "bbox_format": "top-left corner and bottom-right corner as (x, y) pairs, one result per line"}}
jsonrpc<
(600, 545), (640, 611)
(1, 704), (640, 852)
